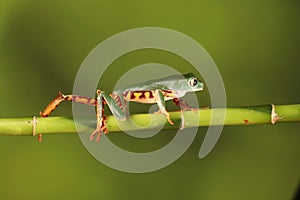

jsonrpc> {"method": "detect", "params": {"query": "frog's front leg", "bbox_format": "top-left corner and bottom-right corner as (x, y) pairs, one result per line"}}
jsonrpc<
(90, 90), (127, 141)
(155, 90), (174, 125)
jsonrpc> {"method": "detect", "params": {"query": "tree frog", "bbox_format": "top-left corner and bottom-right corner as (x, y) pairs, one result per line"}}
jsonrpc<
(39, 73), (204, 141)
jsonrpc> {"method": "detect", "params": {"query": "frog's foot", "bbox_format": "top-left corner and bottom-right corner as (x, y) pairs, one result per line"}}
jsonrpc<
(90, 127), (102, 141)
(200, 106), (210, 110)
(166, 113), (174, 125)
(183, 107), (198, 112)
(154, 110), (174, 125)
(90, 116), (108, 141)
(90, 124), (106, 141)
(156, 109), (185, 130)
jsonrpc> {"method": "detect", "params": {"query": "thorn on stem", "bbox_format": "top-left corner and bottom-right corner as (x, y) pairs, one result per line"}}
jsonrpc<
(32, 116), (42, 142)
(38, 134), (42, 142)
(32, 116), (37, 136)
(271, 104), (280, 124)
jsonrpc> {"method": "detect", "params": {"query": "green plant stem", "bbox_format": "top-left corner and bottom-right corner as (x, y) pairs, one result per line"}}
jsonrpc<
(0, 104), (299, 136)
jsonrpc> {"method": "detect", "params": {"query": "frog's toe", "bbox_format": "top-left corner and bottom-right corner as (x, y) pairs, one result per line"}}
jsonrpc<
(166, 115), (174, 125)
(90, 127), (102, 141)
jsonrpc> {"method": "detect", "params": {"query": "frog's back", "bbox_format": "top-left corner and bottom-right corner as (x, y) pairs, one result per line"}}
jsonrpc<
(117, 73), (195, 92)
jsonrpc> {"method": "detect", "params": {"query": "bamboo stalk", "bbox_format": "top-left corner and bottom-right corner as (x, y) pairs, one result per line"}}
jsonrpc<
(0, 104), (299, 136)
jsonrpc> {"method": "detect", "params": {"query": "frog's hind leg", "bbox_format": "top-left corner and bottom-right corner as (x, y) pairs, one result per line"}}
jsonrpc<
(172, 98), (198, 130)
(173, 98), (209, 130)
(38, 91), (98, 141)
(172, 98), (198, 111)
(90, 90), (127, 141)
(40, 91), (97, 117)
(89, 91), (107, 141)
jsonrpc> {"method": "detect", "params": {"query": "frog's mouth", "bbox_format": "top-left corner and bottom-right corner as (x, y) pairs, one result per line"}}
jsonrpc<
(194, 84), (204, 91)
(199, 82), (205, 91)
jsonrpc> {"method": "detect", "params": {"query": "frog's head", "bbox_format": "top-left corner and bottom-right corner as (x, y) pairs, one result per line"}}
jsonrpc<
(149, 73), (204, 96)
(182, 73), (204, 92)
(166, 73), (204, 97)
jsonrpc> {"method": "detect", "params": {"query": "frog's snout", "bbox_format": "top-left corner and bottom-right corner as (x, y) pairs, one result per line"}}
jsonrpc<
(198, 82), (204, 91)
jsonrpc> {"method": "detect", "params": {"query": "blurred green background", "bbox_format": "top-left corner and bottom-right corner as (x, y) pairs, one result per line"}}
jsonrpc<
(0, 0), (299, 199)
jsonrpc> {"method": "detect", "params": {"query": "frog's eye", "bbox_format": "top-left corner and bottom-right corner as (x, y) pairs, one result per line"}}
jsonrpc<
(189, 78), (198, 87)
